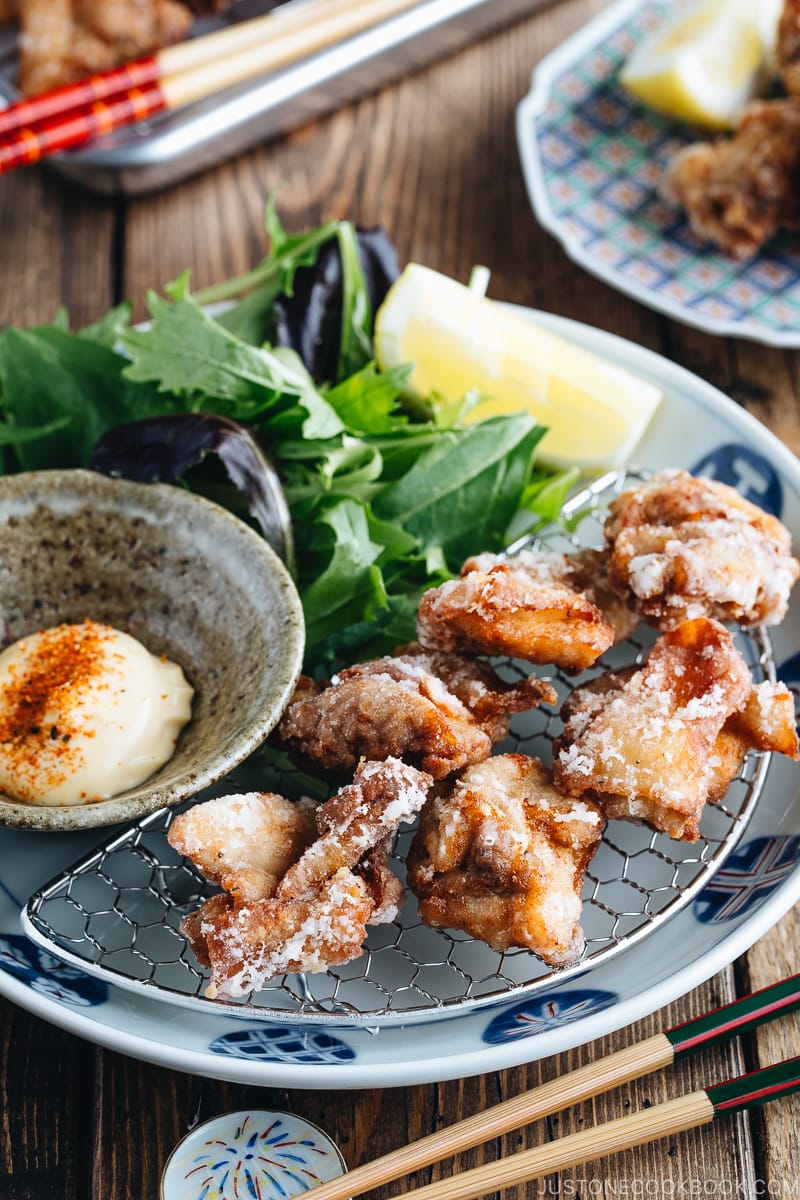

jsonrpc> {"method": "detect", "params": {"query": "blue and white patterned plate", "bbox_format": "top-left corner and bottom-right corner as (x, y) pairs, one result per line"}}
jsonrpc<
(516, 0), (800, 346)
(2, 308), (800, 1087)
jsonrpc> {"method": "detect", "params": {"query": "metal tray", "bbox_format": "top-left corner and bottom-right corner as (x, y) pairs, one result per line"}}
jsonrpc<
(0, 0), (552, 195)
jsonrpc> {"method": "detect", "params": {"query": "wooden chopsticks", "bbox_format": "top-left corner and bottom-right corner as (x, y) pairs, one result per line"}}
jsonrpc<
(303, 974), (800, 1200)
(389, 1057), (800, 1200)
(0, 0), (424, 174)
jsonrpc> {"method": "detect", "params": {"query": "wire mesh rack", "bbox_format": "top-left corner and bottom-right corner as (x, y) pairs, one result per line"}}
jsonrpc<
(23, 469), (775, 1027)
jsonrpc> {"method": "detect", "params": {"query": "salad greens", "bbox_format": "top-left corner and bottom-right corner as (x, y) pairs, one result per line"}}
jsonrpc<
(0, 201), (577, 673)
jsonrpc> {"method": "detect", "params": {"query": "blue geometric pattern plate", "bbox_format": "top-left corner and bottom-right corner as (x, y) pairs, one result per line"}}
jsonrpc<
(2, 308), (800, 1087)
(516, 0), (800, 346)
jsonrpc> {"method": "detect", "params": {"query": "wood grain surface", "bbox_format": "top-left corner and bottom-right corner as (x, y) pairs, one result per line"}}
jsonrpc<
(1, 1), (800, 1197)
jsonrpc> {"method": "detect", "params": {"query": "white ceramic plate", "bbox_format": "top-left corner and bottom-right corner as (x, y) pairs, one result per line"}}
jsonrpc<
(516, 0), (800, 346)
(2, 309), (800, 1087)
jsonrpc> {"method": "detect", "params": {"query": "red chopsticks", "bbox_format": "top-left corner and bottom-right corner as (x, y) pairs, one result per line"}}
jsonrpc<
(0, 0), (424, 174)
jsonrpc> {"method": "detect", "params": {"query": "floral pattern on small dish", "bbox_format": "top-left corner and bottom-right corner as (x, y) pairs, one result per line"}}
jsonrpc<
(160, 1110), (347, 1200)
(518, 0), (800, 344)
(482, 989), (618, 1044)
(693, 837), (800, 924)
(209, 1024), (356, 1065)
(0, 933), (108, 1007)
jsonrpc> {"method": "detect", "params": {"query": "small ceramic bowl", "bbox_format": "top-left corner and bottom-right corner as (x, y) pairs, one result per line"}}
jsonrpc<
(0, 469), (304, 831)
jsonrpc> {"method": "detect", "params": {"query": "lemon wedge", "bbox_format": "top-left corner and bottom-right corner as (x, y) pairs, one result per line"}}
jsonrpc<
(620, 0), (783, 129)
(373, 264), (662, 471)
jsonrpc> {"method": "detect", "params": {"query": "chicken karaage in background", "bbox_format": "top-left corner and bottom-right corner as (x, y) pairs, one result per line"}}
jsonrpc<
(407, 753), (604, 965)
(662, 0), (800, 258)
(605, 469), (800, 629)
(6, 0), (233, 96)
(663, 98), (800, 260)
(172, 758), (432, 998)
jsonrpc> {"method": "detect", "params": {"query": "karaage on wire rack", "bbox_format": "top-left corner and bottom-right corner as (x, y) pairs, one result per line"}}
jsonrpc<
(604, 469), (800, 629)
(416, 549), (618, 671)
(553, 617), (789, 841)
(278, 646), (555, 778)
(170, 758), (432, 998)
(407, 753), (604, 966)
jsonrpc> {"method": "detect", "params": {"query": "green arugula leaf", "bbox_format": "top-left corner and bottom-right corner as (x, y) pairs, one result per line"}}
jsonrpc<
(122, 294), (343, 439)
(300, 497), (392, 649)
(336, 221), (373, 381)
(324, 362), (411, 434)
(0, 324), (178, 471)
(373, 413), (546, 565)
(79, 302), (134, 348)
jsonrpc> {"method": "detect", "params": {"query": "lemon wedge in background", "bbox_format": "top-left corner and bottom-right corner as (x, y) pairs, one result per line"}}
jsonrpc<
(373, 264), (662, 471)
(620, 0), (783, 129)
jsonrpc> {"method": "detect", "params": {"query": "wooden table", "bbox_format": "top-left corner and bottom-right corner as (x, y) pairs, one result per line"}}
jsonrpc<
(1, 1), (800, 1196)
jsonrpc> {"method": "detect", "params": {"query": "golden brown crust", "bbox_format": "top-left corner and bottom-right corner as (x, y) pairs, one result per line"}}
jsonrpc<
(605, 469), (799, 629)
(17, 0), (196, 95)
(279, 647), (554, 779)
(554, 618), (753, 841)
(407, 753), (604, 966)
(417, 550), (615, 672)
(175, 759), (433, 997)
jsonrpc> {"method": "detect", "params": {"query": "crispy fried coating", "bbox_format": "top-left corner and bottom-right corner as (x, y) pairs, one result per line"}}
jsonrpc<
(605, 469), (799, 629)
(346, 645), (557, 741)
(417, 550), (616, 672)
(554, 618), (753, 841)
(662, 98), (800, 259)
(707, 680), (799, 803)
(407, 754), (604, 965)
(177, 759), (432, 998)
(167, 791), (317, 904)
(279, 647), (554, 778)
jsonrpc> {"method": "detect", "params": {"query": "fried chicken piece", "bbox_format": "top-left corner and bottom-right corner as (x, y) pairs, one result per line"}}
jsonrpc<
(18, 0), (195, 95)
(279, 647), (554, 778)
(417, 550), (616, 672)
(662, 98), (800, 259)
(707, 680), (799, 803)
(554, 618), (753, 841)
(343, 644), (557, 741)
(178, 759), (432, 998)
(605, 469), (799, 629)
(560, 666), (799, 810)
(168, 791), (317, 904)
(407, 754), (605, 966)
(778, 0), (800, 96)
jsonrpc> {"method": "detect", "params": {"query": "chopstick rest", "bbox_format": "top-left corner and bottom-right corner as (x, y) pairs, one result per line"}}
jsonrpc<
(159, 1109), (346, 1200)
(301, 973), (800, 1200)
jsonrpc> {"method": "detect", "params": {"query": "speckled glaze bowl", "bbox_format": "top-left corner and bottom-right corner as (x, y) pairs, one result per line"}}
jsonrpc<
(0, 469), (304, 831)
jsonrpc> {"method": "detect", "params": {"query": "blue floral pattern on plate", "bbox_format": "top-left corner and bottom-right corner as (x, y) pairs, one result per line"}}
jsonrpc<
(518, 0), (800, 344)
(0, 933), (108, 1007)
(691, 445), (784, 517)
(693, 837), (800, 924)
(482, 989), (618, 1045)
(209, 1025), (356, 1064)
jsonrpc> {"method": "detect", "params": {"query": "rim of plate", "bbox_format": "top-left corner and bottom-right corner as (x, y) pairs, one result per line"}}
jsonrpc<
(515, 0), (800, 348)
(3, 306), (800, 1086)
